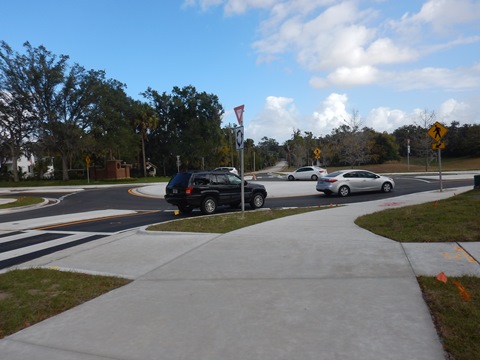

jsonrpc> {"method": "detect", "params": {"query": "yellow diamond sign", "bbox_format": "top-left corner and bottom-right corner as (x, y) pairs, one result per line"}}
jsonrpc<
(428, 122), (448, 141)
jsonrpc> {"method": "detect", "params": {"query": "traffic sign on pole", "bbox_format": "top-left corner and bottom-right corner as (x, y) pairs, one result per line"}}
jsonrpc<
(428, 122), (448, 141)
(235, 126), (244, 150)
(234, 105), (244, 126)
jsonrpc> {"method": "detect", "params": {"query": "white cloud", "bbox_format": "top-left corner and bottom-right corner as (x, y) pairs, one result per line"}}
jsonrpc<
(309, 93), (350, 135)
(244, 92), (478, 144)
(402, 0), (480, 34)
(387, 65), (480, 91)
(310, 66), (380, 88)
(438, 98), (477, 125)
(312, 64), (480, 90)
(247, 96), (300, 143)
(367, 107), (409, 133)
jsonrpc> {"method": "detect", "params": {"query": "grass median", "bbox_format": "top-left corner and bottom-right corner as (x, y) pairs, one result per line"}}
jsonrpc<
(0, 195), (44, 209)
(147, 207), (323, 233)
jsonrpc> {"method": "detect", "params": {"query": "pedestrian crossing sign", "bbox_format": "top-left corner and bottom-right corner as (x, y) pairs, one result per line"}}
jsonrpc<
(427, 122), (448, 141)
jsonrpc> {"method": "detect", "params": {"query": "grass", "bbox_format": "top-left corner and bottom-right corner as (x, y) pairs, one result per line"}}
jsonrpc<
(354, 189), (480, 242)
(147, 207), (325, 233)
(417, 276), (480, 360)
(0, 268), (131, 339)
(0, 195), (45, 209)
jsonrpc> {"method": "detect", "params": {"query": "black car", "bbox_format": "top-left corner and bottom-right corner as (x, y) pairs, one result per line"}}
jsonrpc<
(164, 170), (267, 215)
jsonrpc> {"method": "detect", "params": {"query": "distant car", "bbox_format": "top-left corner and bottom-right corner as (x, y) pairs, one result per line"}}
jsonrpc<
(316, 169), (394, 197)
(214, 167), (239, 176)
(287, 166), (328, 181)
(164, 170), (267, 215)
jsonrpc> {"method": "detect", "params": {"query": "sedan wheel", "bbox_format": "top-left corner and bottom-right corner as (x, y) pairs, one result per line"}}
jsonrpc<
(250, 193), (265, 209)
(338, 185), (350, 197)
(201, 196), (217, 215)
(381, 182), (392, 193)
(288, 175), (295, 181)
(311, 175), (318, 181)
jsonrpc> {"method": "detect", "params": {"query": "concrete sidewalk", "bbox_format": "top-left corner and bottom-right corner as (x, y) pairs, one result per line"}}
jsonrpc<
(1, 185), (479, 359)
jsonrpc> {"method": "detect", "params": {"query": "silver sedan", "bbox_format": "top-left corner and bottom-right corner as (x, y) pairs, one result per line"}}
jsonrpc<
(287, 166), (328, 181)
(316, 169), (395, 197)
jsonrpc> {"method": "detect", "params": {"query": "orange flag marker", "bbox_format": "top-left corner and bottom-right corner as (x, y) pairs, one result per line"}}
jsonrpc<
(436, 272), (448, 283)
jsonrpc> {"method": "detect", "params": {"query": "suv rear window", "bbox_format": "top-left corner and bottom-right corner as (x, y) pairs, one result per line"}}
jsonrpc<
(168, 173), (191, 187)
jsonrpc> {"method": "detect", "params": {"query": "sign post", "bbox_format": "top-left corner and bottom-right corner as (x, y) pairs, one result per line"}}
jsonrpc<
(85, 155), (91, 184)
(234, 105), (245, 218)
(428, 122), (448, 192)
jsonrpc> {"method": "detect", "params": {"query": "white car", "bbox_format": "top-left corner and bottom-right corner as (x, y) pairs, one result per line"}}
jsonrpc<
(316, 169), (395, 197)
(287, 166), (328, 181)
(214, 167), (239, 176)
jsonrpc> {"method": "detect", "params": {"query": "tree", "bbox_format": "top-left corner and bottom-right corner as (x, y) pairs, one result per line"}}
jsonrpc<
(414, 109), (436, 171)
(0, 41), (107, 180)
(0, 91), (36, 181)
(143, 85), (224, 174)
(131, 101), (159, 177)
(257, 137), (281, 168)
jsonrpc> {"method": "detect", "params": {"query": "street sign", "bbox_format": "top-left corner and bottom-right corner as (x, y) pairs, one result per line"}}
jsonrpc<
(313, 148), (321, 159)
(432, 142), (446, 150)
(234, 105), (244, 126)
(428, 122), (448, 141)
(85, 155), (91, 167)
(235, 126), (244, 150)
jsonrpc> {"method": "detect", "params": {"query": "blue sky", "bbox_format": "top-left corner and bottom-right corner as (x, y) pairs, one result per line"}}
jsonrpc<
(1, 0), (479, 143)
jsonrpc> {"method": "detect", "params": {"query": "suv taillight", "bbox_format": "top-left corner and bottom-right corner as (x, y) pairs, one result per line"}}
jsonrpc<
(186, 187), (193, 195)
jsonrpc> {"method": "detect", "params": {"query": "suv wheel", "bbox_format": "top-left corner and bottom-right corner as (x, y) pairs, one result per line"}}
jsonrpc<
(201, 196), (217, 215)
(250, 193), (265, 209)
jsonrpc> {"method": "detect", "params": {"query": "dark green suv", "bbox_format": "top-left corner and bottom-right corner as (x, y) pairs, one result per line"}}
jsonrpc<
(164, 170), (267, 215)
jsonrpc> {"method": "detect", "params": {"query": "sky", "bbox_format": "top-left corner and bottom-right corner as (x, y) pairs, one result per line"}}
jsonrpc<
(1, 0), (479, 144)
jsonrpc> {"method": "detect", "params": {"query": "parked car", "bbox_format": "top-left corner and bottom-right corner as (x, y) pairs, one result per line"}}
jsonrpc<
(287, 166), (328, 181)
(214, 167), (239, 175)
(316, 169), (395, 197)
(165, 170), (267, 215)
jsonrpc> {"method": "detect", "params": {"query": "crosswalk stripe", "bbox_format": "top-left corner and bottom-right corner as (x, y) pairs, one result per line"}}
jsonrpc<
(0, 231), (109, 270)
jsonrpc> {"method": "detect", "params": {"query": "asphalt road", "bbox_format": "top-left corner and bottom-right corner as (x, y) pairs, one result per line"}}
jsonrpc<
(1, 175), (473, 233)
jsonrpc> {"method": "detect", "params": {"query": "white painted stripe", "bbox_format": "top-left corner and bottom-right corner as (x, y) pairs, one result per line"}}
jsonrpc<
(0, 232), (104, 261)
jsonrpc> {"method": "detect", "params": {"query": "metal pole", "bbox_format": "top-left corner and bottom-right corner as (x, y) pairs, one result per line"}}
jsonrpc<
(438, 148), (443, 192)
(407, 138), (410, 171)
(241, 147), (245, 218)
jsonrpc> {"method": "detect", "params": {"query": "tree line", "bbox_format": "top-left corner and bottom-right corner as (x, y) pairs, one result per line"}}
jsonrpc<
(287, 109), (480, 171)
(1, 42), (479, 182)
